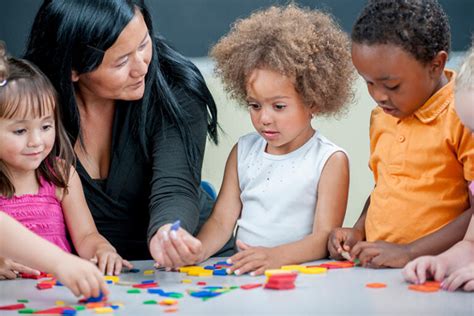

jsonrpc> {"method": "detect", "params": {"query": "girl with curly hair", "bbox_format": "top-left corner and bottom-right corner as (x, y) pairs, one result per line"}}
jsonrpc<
(160, 5), (355, 275)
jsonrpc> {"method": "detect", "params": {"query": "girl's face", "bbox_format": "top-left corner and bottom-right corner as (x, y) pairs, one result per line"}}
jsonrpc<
(351, 43), (445, 119)
(72, 11), (152, 102)
(246, 68), (314, 155)
(0, 107), (56, 175)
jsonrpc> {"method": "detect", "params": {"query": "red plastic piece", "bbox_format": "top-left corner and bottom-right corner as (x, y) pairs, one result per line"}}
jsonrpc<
(0, 303), (26, 310)
(240, 283), (263, 290)
(132, 282), (158, 288)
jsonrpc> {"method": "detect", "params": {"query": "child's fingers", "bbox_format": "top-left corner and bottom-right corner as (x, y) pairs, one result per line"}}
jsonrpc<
(402, 261), (418, 284)
(251, 266), (266, 276)
(122, 260), (133, 269)
(443, 273), (465, 292)
(105, 254), (117, 276)
(69, 283), (81, 297)
(86, 274), (101, 298)
(78, 278), (92, 298)
(463, 280), (474, 291)
(11, 262), (40, 275)
(432, 262), (447, 282)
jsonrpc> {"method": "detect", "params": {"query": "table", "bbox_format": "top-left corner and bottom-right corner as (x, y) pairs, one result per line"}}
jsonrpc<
(0, 259), (472, 315)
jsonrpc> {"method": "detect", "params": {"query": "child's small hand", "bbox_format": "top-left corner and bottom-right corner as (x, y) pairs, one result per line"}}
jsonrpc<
(327, 228), (363, 260)
(0, 257), (40, 280)
(150, 224), (203, 268)
(402, 255), (447, 285)
(53, 253), (109, 298)
(441, 262), (474, 292)
(226, 240), (279, 276)
(351, 241), (411, 268)
(92, 248), (132, 276)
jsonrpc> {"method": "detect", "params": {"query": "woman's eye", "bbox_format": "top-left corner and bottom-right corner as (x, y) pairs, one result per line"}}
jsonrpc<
(138, 41), (148, 51)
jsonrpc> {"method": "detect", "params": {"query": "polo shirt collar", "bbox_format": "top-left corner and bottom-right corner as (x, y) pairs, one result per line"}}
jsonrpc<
(414, 70), (455, 124)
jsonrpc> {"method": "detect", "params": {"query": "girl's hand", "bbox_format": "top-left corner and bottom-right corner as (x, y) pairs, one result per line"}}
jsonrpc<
(0, 257), (40, 280)
(91, 248), (133, 276)
(402, 256), (448, 285)
(351, 241), (411, 268)
(150, 224), (203, 268)
(226, 240), (280, 276)
(53, 253), (109, 298)
(327, 228), (364, 260)
(441, 263), (474, 292)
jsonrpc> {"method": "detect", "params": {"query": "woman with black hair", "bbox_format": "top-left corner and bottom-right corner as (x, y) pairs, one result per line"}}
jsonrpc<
(24, 0), (232, 264)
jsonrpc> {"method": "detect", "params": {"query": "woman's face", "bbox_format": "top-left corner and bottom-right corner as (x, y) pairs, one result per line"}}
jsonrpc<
(73, 10), (152, 102)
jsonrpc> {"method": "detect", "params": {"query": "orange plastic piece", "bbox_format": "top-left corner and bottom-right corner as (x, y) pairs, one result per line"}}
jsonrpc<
(408, 284), (440, 292)
(366, 282), (387, 288)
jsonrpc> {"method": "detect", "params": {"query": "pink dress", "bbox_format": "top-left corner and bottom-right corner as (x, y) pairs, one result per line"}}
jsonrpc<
(0, 177), (72, 252)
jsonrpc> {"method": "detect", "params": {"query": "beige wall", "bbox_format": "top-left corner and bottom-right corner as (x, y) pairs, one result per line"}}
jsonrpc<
(197, 58), (374, 227)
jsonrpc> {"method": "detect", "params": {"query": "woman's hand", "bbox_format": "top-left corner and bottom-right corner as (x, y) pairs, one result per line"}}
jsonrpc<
(149, 223), (203, 268)
(91, 247), (133, 276)
(226, 240), (281, 276)
(0, 257), (40, 280)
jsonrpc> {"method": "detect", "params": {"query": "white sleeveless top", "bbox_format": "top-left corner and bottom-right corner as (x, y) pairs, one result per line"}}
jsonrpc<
(236, 131), (347, 248)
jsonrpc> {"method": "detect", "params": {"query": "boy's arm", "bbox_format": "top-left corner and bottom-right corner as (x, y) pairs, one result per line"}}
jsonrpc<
(197, 145), (242, 261)
(407, 193), (473, 259)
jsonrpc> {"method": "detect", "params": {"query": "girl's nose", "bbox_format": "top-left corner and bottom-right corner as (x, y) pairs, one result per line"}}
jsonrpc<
(259, 108), (273, 125)
(370, 86), (389, 105)
(27, 131), (42, 147)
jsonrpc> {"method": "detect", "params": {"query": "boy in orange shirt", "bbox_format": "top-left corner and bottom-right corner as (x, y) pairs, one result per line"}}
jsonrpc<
(403, 46), (474, 292)
(328, 0), (474, 268)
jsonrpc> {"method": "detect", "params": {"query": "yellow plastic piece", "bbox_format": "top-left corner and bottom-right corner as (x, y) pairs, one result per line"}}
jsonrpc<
(103, 275), (120, 283)
(299, 267), (327, 274)
(178, 266), (203, 273)
(281, 265), (305, 272)
(160, 298), (178, 306)
(55, 300), (65, 306)
(181, 279), (192, 284)
(94, 307), (114, 314)
(143, 269), (155, 275)
(264, 269), (296, 277)
(188, 269), (213, 277)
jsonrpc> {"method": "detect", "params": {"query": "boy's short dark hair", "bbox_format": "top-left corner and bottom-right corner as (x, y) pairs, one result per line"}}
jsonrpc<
(352, 0), (451, 63)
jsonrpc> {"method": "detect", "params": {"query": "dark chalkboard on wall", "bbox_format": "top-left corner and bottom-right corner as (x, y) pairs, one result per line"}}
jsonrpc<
(0, 0), (473, 58)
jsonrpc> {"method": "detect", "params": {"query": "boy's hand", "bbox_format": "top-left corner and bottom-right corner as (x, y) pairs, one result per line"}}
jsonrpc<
(91, 248), (132, 276)
(351, 241), (411, 268)
(150, 224), (203, 268)
(0, 257), (40, 280)
(328, 228), (364, 260)
(53, 254), (109, 298)
(402, 255), (447, 285)
(441, 262), (474, 292)
(226, 240), (280, 276)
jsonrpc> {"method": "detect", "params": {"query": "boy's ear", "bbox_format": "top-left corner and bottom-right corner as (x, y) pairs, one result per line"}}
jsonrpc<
(430, 51), (448, 77)
(71, 70), (79, 82)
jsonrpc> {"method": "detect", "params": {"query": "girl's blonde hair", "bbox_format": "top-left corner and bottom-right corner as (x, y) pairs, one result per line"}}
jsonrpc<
(455, 45), (474, 93)
(0, 41), (75, 197)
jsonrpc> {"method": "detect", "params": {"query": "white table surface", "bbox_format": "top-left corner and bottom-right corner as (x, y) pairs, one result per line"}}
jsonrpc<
(0, 258), (472, 315)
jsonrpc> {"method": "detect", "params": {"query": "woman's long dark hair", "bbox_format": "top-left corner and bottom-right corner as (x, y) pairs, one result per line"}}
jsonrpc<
(24, 0), (218, 178)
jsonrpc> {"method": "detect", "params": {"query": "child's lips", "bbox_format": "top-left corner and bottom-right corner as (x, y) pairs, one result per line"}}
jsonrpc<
(262, 130), (279, 139)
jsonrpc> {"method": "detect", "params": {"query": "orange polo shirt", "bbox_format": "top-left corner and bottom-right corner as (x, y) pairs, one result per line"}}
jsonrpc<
(366, 70), (474, 244)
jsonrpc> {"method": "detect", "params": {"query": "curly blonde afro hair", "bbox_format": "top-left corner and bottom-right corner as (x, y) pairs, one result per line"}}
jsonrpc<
(211, 5), (355, 116)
